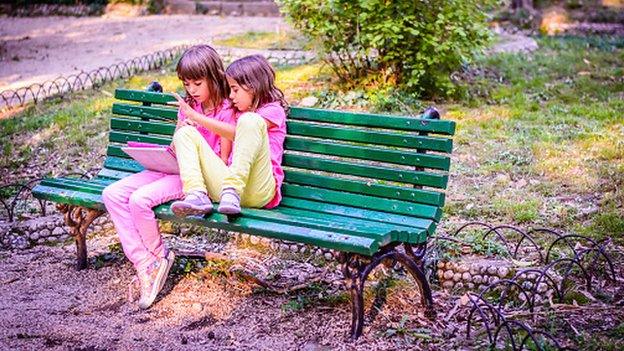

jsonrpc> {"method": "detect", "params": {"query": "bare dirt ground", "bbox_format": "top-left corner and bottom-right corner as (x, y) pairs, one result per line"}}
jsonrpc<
(0, 230), (448, 351)
(0, 15), (287, 92)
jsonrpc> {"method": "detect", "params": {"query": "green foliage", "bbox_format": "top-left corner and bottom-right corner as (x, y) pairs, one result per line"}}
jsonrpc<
(278, 0), (497, 97)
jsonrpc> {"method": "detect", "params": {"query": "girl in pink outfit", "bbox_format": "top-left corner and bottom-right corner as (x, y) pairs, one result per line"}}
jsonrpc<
(170, 54), (287, 217)
(102, 45), (234, 309)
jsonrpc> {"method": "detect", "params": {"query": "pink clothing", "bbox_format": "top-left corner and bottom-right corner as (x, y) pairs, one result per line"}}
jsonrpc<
(177, 99), (236, 156)
(236, 102), (286, 209)
(103, 99), (234, 273)
(102, 171), (183, 272)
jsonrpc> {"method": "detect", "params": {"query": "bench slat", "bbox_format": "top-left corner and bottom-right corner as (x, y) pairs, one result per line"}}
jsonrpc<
(283, 170), (445, 207)
(279, 198), (436, 234)
(285, 136), (450, 170)
(112, 103), (178, 122)
(115, 89), (176, 105)
(111, 117), (176, 135)
(283, 154), (448, 189)
(287, 121), (453, 153)
(283, 184), (441, 221)
(289, 106), (456, 135)
(108, 131), (171, 146)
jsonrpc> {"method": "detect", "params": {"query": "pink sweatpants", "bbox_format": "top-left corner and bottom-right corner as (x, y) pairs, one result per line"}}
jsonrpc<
(102, 170), (184, 273)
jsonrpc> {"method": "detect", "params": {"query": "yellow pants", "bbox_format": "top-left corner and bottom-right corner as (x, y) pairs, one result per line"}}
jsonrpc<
(173, 112), (276, 208)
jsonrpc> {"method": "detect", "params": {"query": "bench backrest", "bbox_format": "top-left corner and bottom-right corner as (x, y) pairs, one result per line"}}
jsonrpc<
(103, 89), (455, 228)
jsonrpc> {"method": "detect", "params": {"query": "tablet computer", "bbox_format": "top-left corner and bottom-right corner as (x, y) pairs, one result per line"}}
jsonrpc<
(121, 145), (179, 174)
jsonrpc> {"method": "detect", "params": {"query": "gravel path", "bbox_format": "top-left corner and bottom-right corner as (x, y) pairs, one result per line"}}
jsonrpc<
(0, 15), (287, 92)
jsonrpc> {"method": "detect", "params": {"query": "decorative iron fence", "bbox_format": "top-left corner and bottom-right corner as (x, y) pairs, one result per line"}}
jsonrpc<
(1, 46), (315, 111)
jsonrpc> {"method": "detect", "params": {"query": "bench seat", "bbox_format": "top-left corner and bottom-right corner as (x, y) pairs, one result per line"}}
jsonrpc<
(35, 173), (435, 256)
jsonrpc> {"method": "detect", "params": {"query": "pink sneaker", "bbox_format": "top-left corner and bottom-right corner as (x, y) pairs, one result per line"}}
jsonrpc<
(137, 251), (175, 309)
(171, 190), (213, 217)
(217, 188), (241, 215)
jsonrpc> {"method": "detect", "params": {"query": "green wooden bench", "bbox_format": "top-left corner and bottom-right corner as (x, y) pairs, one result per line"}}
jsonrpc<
(32, 87), (455, 338)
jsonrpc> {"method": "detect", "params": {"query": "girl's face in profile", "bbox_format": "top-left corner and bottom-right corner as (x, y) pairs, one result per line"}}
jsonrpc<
(227, 77), (254, 112)
(183, 79), (211, 107)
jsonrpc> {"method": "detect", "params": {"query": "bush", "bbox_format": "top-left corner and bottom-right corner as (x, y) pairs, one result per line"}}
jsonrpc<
(278, 0), (497, 97)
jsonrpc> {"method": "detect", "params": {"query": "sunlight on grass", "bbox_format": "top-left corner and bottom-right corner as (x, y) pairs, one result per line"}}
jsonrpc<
(275, 63), (330, 101)
(214, 31), (311, 51)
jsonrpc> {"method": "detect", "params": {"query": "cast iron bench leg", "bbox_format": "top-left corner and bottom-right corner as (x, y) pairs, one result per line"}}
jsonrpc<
(57, 204), (103, 270)
(340, 246), (435, 339)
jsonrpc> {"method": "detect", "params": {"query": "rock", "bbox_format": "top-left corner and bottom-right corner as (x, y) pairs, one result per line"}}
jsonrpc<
(299, 96), (319, 107)
(462, 272), (471, 281)
(52, 227), (64, 236)
(537, 283), (548, 293)
(164, 0), (196, 15)
(442, 280), (454, 289)
(473, 275), (482, 284)
(453, 273), (462, 282)
(39, 228), (51, 237)
(469, 266), (479, 275)
(443, 270), (455, 280)
(280, 243), (290, 251)
(467, 283), (475, 289)
(515, 178), (528, 189)
(191, 302), (203, 312)
(495, 173), (511, 184)
(437, 269), (444, 279)
(104, 3), (147, 17)
(458, 265), (469, 273)
(29, 222), (39, 232)
(455, 282), (464, 290)
(250, 236), (260, 245)
(324, 252), (333, 260)
(46, 222), (56, 230)
(290, 244), (299, 252)
(488, 276), (498, 284)
(299, 246), (307, 254)
(437, 261), (446, 269)
(498, 267), (509, 278)
(221, 2), (242, 15)
(242, 2), (280, 16)
(93, 225), (103, 233)
(30, 232), (40, 240)
(487, 266), (498, 275)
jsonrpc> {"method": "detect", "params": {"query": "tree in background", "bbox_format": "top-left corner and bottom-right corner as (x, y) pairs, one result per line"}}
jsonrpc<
(278, 0), (498, 98)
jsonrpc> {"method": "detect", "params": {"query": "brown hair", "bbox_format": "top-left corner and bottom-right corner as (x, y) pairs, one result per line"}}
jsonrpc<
(225, 55), (288, 112)
(176, 45), (229, 112)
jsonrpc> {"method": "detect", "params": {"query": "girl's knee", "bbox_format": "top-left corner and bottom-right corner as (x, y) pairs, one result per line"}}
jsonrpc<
(102, 183), (123, 206)
(237, 112), (265, 130)
(173, 125), (201, 143)
(128, 191), (153, 212)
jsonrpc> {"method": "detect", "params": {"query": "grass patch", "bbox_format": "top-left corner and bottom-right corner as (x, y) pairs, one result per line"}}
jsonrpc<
(214, 31), (311, 51)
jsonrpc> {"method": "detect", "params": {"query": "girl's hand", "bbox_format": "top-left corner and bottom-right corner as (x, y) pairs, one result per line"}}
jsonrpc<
(172, 93), (197, 121)
(181, 118), (197, 127)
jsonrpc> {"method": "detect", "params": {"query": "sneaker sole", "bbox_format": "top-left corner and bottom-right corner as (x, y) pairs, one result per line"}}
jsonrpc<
(217, 205), (241, 215)
(171, 202), (212, 217)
